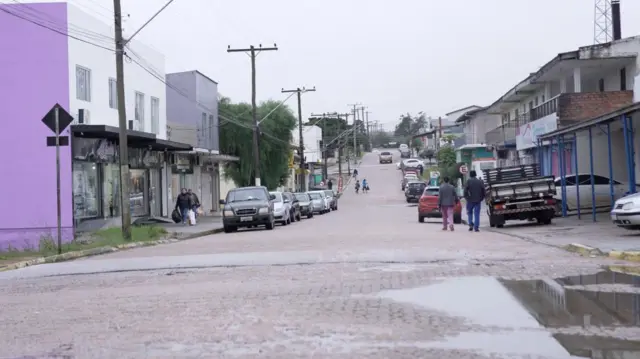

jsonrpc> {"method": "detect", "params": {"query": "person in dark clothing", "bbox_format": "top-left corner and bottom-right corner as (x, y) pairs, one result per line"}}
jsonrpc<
(464, 170), (486, 232)
(175, 188), (193, 225)
(187, 189), (200, 219)
(417, 164), (424, 177)
(327, 179), (333, 190)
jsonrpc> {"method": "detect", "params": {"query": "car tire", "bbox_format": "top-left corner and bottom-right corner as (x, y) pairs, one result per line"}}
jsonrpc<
(296, 213), (301, 221)
(307, 213), (313, 219)
(223, 225), (236, 233)
(265, 219), (275, 230)
(418, 215), (424, 223)
(334, 206), (338, 211)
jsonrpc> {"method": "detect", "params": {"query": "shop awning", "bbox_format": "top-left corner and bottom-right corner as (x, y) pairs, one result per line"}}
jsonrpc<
(71, 124), (193, 151)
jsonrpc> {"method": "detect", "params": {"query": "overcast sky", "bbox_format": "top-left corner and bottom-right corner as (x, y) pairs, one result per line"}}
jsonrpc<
(11, 0), (640, 130)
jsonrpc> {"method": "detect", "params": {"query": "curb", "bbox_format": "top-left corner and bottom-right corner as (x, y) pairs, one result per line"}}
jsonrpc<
(608, 250), (640, 262)
(0, 227), (224, 272)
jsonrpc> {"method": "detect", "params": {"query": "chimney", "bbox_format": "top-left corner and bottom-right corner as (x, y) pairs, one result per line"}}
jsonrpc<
(612, 0), (621, 41)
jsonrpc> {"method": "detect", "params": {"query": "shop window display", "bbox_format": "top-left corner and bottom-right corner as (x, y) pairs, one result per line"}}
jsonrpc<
(73, 162), (100, 218)
(129, 169), (149, 217)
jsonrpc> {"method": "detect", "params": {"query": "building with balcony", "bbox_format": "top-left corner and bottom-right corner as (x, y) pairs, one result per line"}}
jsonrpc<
(485, 35), (638, 176)
(0, 2), (193, 250)
(166, 70), (238, 216)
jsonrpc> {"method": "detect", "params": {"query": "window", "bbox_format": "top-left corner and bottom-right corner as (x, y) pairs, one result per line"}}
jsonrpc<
(598, 78), (605, 92)
(108, 78), (117, 109)
(76, 65), (91, 101)
(201, 112), (207, 147)
(135, 92), (145, 130)
(208, 114), (215, 148)
(150, 97), (160, 134)
(620, 67), (627, 91)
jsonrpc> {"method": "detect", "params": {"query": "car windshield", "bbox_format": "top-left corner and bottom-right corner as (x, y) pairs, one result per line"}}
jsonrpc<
(308, 192), (322, 199)
(324, 190), (334, 197)
(408, 182), (424, 188)
(294, 193), (309, 201)
(405, 175), (418, 179)
(227, 188), (268, 203)
(269, 192), (283, 202)
(381, 151), (391, 155)
(424, 188), (439, 196)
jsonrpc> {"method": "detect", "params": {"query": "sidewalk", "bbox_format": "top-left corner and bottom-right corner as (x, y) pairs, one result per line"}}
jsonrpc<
(481, 205), (640, 261)
(157, 215), (223, 239)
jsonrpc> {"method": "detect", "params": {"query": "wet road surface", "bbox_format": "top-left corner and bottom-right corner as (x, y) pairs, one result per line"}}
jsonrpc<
(1, 151), (640, 358)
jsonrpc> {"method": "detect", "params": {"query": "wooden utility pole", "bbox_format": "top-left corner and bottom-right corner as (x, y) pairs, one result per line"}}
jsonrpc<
(227, 44), (278, 186)
(348, 103), (361, 162)
(113, 0), (131, 240)
(282, 87), (315, 191)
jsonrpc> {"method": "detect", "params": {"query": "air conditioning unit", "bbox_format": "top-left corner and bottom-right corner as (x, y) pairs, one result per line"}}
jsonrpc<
(76, 109), (90, 124)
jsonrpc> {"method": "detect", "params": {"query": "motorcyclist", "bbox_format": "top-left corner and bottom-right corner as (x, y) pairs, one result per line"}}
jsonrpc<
(353, 168), (358, 178)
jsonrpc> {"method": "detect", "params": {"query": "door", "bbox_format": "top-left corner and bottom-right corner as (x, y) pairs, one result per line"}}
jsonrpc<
(201, 171), (212, 215)
(149, 169), (162, 217)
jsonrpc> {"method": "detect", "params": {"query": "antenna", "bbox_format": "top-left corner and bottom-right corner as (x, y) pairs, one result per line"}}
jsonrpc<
(594, 0), (613, 44)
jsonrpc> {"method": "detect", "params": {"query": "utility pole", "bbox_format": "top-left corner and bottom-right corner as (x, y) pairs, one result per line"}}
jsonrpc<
(365, 111), (372, 149)
(113, 0), (131, 240)
(227, 44), (278, 186)
(359, 106), (366, 151)
(282, 86), (316, 192)
(348, 103), (361, 163)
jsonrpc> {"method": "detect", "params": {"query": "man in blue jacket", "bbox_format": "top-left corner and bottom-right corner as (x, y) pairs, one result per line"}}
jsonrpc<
(464, 170), (486, 232)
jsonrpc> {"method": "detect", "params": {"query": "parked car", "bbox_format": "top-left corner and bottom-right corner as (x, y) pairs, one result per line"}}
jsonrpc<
(554, 174), (636, 215)
(401, 158), (424, 171)
(307, 191), (328, 214)
(402, 173), (419, 191)
(220, 186), (276, 233)
(405, 180), (427, 202)
(284, 191), (302, 222)
(270, 191), (293, 225)
(324, 190), (338, 210)
(418, 186), (462, 224)
(611, 191), (640, 230)
(294, 192), (314, 218)
(379, 151), (393, 164)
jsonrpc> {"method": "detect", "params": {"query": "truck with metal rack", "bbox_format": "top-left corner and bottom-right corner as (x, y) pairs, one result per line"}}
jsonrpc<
(483, 164), (556, 228)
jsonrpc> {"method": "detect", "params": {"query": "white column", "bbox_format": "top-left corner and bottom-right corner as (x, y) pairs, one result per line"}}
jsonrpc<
(573, 67), (582, 93)
(544, 82), (551, 100)
(559, 78), (567, 93)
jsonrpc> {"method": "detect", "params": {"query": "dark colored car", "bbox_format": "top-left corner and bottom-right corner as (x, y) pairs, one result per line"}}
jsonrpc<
(283, 191), (301, 222)
(405, 181), (427, 202)
(220, 186), (276, 233)
(294, 192), (314, 218)
(324, 190), (338, 210)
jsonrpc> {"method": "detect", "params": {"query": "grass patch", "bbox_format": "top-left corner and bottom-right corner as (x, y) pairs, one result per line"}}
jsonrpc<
(0, 226), (167, 264)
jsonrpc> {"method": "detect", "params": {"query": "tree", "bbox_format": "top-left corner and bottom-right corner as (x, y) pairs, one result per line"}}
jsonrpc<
(371, 131), (392, 148)
(219, 97), (297, 188)
(307, 116), (368, 156)
(437, 145), (461, 180)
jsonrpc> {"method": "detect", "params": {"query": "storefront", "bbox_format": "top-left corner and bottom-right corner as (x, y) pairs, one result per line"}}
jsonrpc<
(71, 124), (193, 224)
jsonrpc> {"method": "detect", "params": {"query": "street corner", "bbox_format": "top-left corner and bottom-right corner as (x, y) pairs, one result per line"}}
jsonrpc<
(608, 250), (640, 263)
(562, 243), (605, 257)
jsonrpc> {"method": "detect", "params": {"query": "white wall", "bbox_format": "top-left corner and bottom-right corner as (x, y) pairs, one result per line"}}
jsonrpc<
(292, 125), (322, 163)
(574, 122), (627, 181)
(218, 167), (237, 203)
(465, 112), (500, 143)
(67, 3), (167, 139)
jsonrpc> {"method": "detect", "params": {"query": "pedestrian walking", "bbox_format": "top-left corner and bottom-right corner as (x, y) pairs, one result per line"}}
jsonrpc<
(327, 179), (333, 190)
(464, 170), (486, 232)
(417, 164), (424, 177)
(175, 188), (193, 225)
(187, 189), (201, 222)
(438, 176), (458, 231)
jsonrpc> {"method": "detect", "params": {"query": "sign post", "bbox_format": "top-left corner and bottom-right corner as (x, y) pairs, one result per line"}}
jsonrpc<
(459, 164), (468, 175)
(42, 104), (73, 254)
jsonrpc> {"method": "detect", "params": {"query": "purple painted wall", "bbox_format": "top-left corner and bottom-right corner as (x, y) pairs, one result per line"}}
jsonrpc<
(0, 3), (74, 250)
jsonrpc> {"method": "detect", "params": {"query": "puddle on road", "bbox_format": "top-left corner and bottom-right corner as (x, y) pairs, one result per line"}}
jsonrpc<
(378, 271), (640, 358)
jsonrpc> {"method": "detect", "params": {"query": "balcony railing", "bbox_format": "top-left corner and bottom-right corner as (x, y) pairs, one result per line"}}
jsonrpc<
(485, 124), (516, 145)
(530, 95), (559, 122)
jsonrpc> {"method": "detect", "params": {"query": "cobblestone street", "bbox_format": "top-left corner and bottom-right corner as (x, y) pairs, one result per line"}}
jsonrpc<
(1, 152), (640, 358)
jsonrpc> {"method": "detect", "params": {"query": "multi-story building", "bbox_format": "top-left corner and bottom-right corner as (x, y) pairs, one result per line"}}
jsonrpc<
(291, 125), (322, 191)
(165, 70), (238, 215)
(0, 2), (191, 250)
(484, 32), (637, 175)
